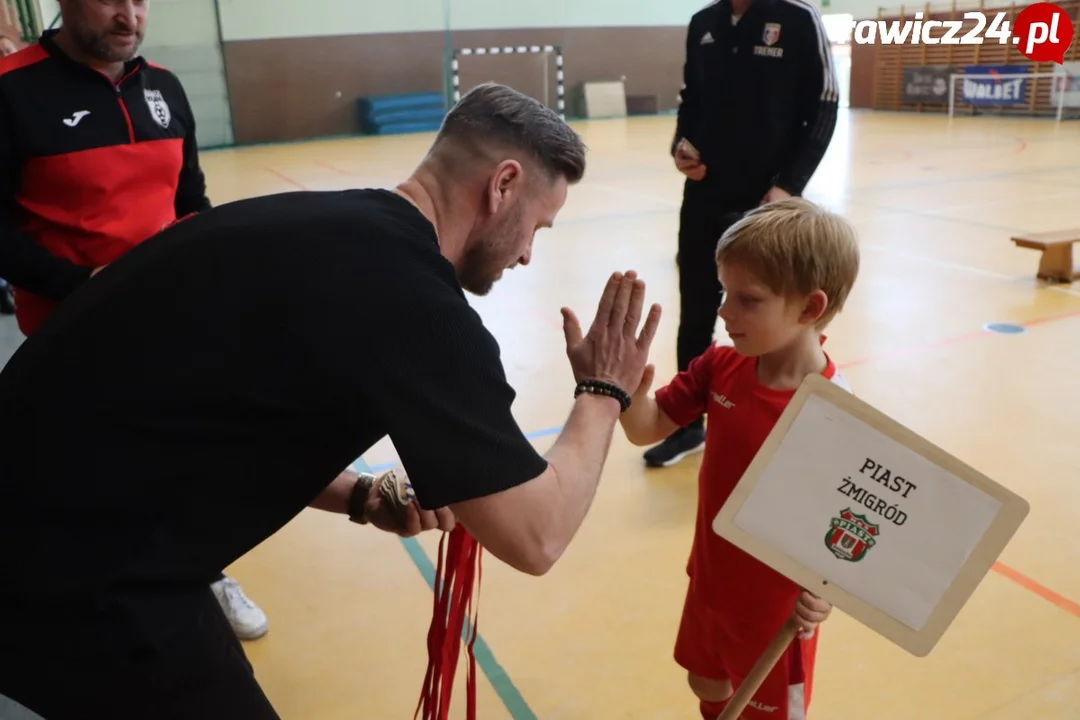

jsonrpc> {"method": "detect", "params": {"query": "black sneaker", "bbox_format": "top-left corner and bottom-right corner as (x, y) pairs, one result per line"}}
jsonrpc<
(643, 424), (706, 468)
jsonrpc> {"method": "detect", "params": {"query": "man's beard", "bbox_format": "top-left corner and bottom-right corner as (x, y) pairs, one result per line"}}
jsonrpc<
(457, 207), (521, 296)
(73, 26), (142, 63)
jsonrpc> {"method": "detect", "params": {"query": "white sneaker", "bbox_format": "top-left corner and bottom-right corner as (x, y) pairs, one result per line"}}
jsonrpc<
(211, 575), (269, 640)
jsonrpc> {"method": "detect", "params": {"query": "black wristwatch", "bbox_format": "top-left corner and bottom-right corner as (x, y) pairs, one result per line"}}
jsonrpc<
(348, 472), (377, 525)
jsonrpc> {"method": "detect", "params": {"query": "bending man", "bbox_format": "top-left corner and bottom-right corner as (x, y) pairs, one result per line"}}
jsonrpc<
(0, 82), (661, 720)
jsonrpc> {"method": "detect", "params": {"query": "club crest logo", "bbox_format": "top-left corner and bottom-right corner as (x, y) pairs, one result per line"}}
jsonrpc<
(825, 507), (879, 562)
(144, 89), (171, 129)
(763, 22), (782, 45)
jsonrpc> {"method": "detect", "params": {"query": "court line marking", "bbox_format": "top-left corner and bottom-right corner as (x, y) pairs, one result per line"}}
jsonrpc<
(355, 457), (538, 720)
(261, 166), (306, 190)
(859, 242), (1017, 282)
(991, 563), (1080, 619)
(852, 159), (1080, 193)
(586, 182), (681, 208)
(558, 206), (672, 228)
(838, 306), (1080, 368)
(827, 236), (1080, 301)
(1048, 285), (1080, 299)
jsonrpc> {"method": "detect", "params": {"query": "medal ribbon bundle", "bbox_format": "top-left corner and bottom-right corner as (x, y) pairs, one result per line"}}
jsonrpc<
(414, 525), (483, 720)
(373, 467), (485, 719)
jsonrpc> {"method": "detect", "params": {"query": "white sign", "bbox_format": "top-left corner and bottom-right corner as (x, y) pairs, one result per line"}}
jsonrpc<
(713, 374), (1029, 656)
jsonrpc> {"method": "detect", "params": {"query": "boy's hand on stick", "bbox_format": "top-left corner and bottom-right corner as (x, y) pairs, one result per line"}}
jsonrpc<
(792, 589), (832, 640)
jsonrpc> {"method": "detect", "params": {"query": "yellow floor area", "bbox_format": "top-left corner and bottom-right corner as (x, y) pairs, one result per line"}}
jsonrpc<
(202, 110), (1080, 719)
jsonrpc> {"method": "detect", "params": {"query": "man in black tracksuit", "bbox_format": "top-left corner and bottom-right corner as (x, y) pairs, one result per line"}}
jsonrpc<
(643, 0), (839, 467)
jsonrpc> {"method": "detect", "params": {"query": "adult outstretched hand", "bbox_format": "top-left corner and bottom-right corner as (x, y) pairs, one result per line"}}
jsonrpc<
(560, 270), (662, 399)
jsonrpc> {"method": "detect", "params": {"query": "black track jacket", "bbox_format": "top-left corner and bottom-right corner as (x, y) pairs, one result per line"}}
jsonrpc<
(0, 30), (210, 335)
(673, 0), (839, 199)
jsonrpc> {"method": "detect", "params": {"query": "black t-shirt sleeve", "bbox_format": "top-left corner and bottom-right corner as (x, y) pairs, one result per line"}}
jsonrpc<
(361, 280), (549, 511)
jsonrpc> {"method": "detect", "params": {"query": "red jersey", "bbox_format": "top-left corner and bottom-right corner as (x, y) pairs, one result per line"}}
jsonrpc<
(655, 342), (850, 653)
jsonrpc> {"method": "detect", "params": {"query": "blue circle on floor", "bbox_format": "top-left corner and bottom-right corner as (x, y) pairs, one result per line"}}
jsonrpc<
(983, 322), (1026, 335)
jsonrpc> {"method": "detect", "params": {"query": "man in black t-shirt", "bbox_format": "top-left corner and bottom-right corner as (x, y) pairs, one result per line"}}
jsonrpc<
(0, 82), (661, 719)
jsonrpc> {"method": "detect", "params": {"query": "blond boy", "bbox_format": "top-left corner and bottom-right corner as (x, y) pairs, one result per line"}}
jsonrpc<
(621, 198), (860, 720)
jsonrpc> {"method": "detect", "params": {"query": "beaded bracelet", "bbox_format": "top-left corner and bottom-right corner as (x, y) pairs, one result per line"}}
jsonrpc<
(574, 379), (632, 413)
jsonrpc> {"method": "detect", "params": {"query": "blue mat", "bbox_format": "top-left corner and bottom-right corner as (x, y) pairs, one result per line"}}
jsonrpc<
(359, 91), (447, 136)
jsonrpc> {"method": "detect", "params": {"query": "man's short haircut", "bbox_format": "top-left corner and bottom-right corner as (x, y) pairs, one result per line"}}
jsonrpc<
(715, 197), (860, 329)
(433, 82), (587, 185)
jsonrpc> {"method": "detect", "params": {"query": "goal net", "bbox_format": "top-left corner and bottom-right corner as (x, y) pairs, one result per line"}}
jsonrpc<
(450, 45), (565, 118)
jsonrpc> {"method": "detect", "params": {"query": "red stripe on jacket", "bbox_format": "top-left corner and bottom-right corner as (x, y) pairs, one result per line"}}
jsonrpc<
(0, 43), (48, 76)
(13, 137), (184, 335)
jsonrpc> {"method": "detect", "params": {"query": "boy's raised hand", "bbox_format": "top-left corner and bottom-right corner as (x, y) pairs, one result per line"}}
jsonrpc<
(793, 589), (832, 639)
(634, 363), (656, 399)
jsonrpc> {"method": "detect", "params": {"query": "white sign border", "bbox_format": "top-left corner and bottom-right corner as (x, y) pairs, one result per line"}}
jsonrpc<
(711, 373), (1030, 657)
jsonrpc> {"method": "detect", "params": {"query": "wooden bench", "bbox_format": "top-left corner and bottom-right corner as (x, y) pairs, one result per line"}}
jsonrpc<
(1011, 228), (1080, 283)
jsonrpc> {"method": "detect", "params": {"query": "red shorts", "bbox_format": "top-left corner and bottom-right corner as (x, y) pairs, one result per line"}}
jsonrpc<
(674, 586), (817, 720)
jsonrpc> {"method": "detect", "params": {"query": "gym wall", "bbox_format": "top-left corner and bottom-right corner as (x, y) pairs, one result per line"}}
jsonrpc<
(214, 0), (720, 144)
(34, 0), (899, 148)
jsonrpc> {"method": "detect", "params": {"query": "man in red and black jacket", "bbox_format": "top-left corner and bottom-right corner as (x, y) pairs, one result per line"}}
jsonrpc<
(0, 0), (269, 642)
(0, 18), (209, 336)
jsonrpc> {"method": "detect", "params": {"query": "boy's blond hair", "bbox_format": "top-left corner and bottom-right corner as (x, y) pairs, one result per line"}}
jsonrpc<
(714, 197), (860, 329)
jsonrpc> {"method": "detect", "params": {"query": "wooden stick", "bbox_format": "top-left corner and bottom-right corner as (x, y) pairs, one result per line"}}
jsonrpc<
(717, 617), (801, 720)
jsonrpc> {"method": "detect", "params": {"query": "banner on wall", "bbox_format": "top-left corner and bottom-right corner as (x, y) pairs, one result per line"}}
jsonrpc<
(960, 65), (1029, 106)
(1050, 62), (1080, 109)
(902, 66), (953, 104)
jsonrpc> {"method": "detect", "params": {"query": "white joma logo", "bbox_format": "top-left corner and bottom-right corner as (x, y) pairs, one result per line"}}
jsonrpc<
(711, 392), (735, 409)
(63, 110), (90, 127)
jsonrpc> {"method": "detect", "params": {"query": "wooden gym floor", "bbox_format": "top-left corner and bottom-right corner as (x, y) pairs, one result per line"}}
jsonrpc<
(4, 110), (1080, 719)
